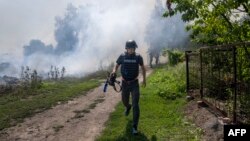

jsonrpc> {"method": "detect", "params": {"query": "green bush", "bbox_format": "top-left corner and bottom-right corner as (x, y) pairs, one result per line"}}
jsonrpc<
(148, 63), (186, 100)
(162, 49), (185, 66)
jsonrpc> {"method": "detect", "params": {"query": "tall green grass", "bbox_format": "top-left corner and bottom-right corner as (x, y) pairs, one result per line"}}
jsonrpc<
(96, 63), (202, 141)
(0, 79), (100, 130)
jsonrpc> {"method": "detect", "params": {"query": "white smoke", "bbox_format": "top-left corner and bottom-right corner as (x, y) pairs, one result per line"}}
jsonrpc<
(0, 54), (22, 77)
(0, 0), (189, 77)
(145, 0), (190, 53)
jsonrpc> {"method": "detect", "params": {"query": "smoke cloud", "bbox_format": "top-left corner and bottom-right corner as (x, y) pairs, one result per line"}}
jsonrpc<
(145, 0), (189, 54)
(0, 0), (189, 78)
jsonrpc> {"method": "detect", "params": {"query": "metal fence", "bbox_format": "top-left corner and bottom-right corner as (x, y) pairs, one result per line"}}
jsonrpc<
(186, 42), (250, 124)
(185, 51), (200, 91)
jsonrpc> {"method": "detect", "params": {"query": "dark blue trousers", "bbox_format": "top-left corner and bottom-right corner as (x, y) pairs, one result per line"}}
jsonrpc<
(121, 79), (140, 128)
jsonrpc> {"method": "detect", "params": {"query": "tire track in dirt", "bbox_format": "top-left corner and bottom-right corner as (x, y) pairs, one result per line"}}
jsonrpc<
(0, 67), (152, 141)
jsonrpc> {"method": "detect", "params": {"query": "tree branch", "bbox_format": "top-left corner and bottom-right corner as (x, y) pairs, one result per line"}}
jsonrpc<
(235, 8), (246, 13)
(242, 3), (250, 16)
(166, 0), (173, 13)
(211, 3), (233, 28)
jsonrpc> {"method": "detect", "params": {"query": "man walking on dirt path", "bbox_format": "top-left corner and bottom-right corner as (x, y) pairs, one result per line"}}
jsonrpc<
(112, 40), (146, 135)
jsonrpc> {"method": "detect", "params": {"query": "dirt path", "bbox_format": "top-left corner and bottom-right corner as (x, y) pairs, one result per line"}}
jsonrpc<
(0, 68), (152, 141)
(184, 98), (224, 141)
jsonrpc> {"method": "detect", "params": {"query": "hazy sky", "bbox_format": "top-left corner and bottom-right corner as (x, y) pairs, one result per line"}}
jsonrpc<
(0, 0), (85, 57)
(0, 0), (189, 77)
(0, 0), (157, 76)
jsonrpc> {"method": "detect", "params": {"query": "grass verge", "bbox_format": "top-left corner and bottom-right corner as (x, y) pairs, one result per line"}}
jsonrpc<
(0, 78), (100, 130)
(96, 63), (202, 141)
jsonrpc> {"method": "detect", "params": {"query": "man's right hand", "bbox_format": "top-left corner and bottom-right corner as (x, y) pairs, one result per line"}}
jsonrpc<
(111, 72), (116, 77)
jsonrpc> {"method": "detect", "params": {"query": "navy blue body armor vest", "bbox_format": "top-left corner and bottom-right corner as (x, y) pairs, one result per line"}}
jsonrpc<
(116, 53), (143, 81)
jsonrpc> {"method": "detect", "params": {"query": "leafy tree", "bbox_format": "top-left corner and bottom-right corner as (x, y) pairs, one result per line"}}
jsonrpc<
(164, 0), (250, 46)
(164, 1), (250, 122)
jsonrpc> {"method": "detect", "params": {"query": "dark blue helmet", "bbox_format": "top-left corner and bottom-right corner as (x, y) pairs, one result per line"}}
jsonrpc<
(125, 40), (138, 49)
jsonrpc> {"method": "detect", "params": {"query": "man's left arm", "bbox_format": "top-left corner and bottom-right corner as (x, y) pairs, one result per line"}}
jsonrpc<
(138, 54), (146, 87)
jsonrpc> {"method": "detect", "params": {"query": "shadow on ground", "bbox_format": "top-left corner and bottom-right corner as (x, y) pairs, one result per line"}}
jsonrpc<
(114, 120), (157, 141)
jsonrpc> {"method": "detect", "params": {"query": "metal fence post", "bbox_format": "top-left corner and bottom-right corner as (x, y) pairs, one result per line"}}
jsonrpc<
(232, 46), (237, 123)
(185, 51), (190, 93)
(200, 50), (203, 99)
